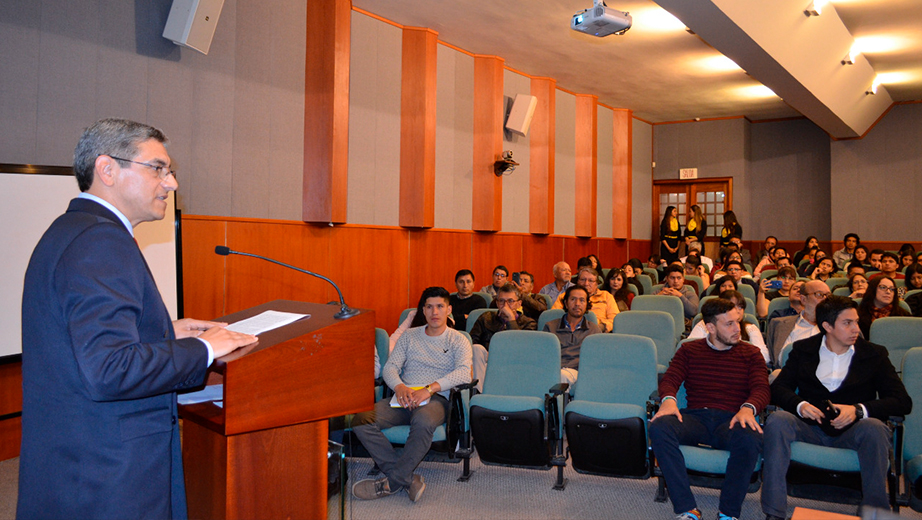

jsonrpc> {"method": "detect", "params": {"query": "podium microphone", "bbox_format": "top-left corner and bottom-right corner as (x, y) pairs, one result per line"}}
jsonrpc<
(214, 246), (360, 319)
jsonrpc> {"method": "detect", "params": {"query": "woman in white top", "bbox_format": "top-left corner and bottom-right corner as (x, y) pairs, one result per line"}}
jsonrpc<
(687, 289), (769, 364)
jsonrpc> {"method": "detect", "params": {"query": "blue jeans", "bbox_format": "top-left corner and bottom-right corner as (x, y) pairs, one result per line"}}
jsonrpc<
(649, 408), (763, 517)
(761, 410), (891, 518)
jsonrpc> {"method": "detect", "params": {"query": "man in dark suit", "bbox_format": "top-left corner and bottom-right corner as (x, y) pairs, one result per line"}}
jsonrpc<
(18, 119), (257, 520)
(761, 295), (912, 520)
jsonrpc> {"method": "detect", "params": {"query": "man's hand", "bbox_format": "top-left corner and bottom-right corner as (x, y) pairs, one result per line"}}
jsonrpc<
(651, 398), (682, 423)
(199, 325), (258, 358)
(799, 402), (825, 423)
(759, 278), (771, 294)
(498, 304), (518, 323)
(659, 287), (681, 297)
(729, 407), (763, 433)
(394, 384), (434, 411)
(173, 318), (226, 339)
(830, 403), (858, 429)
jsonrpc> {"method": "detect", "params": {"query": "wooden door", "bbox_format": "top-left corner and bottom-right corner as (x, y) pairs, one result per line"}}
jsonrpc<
(653, 178), (732, 259)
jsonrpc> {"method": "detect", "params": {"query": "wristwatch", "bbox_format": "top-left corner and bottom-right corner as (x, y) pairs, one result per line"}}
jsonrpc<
(741, 403), (757, 415)
(854, 404), (865, 420)
(425, 384), (434, 395)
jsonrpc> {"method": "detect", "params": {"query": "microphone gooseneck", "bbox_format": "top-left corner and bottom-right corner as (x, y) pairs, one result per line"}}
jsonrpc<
(214, 246), (360, 319)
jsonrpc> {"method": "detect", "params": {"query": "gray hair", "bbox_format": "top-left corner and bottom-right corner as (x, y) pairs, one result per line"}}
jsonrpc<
(73, 118), (166, 192)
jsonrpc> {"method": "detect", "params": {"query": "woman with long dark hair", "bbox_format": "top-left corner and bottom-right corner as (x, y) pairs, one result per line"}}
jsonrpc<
(719, 210), (742, 250)
(853, 245), (870, 266)
(904, 263), (922, 316)
(621, 262), (645, 295)
(857, 276), (910, 338)
(792, 236), (819, 266)
(660, 206), (681, 265)
(603, 268), (634, 311)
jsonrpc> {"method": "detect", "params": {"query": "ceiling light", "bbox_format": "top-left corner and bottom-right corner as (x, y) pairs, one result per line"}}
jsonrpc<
(804, 0), (826, 16)
(866, 76), (881, 95)
(842, 44), (859, 65)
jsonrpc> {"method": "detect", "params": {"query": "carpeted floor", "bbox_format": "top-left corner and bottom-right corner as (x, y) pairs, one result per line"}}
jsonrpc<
(3, 454), (920, 520)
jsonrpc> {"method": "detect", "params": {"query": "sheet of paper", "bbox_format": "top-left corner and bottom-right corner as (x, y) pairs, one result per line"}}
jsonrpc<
(226, 310), (309, 336)
(389, 387), (429, 408)
(178, 384), (223, 405)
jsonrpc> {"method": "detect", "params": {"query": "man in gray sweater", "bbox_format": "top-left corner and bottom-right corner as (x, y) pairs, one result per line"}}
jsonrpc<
(352, 286), (473, 503)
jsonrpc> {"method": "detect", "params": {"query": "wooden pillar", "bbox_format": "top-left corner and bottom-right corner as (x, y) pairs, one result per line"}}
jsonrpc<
(472, 55), (505, 232)
(302, 0), (351, 224)
(574, 94), (598, 238)
(612, 109), (632, 239)
(529, 77), (556, 235)
(398, 27), (438, 228)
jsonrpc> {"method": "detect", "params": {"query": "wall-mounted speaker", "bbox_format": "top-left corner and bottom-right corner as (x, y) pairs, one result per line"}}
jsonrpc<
(505, 94), (538, 137)
(162, 0), (226, 55)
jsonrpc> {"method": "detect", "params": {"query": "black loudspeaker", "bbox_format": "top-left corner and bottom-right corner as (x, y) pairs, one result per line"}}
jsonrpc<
(162, 0), (225, 55)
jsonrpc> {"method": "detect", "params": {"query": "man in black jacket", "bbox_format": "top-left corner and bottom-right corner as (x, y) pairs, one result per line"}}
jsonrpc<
(761, 296), (912, 520)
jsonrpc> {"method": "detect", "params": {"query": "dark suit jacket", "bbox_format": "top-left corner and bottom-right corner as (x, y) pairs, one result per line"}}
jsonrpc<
(771, 334), (912, 423)
(18, 198), (208, 520)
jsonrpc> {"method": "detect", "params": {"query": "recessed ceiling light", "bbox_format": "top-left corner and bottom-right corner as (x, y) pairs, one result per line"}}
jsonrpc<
(630, 6), (686, 33)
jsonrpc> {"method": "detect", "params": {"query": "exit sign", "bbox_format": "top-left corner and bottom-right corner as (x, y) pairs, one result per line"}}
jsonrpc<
(679, 168), (698, 179)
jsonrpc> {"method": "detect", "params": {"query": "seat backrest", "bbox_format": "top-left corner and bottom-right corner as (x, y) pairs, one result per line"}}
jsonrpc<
(825, 277), (846, 291)
(902, 348), (922, 461)
(475, 291), (493, 306)
(698, 295), (717, 314)
(466, 308), (496, 334)
(626, 283), (639, 296)
(612, 310), (676, 369)
(899, 299), (912, 314)
(375, 327), (390, 367)
(832, 287), (851, 297)
(573, 334), (657, 407)
(652, 283), (664, 293)
(761, 269), (778, 280)
(685, 275), (704, 294)
(537, 293), (553, 308)
(637, 273), (654, 295)
(481, 330), (561, 397)
(399, 307), (414, 327)
(737, 283), (755, 302)
(870, 317), (922, 370)
(537, 309), (565, 331)
(630, 295), (684, 341)
(905, 289), (922, 300)
(767, 297), (792, 319)
(643, 267), (659, 284)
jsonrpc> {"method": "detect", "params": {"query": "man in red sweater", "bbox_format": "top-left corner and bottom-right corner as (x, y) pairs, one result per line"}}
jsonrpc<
(650, 298), (771, 520)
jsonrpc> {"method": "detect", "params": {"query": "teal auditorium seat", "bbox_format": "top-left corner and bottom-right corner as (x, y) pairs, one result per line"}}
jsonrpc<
(565, 334), (658, 478)
(466, 308), (496, 334)
(536, 308), (598, 332)
(637, 273), (654, 296)
(631, 295), (685, 342)
(901, 348), (922, 512)
(870, 317), (922, 372)
(469, 330), (569, 489)
(612, 311), (676, 374)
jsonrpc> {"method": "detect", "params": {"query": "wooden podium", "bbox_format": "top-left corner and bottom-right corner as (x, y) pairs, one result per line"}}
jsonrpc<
(179, 300), (374, 520)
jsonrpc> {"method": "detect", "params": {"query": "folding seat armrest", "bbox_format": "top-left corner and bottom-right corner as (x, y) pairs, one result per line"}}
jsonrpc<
(889, 416), (904, 477)
(548, 383), (569, 396)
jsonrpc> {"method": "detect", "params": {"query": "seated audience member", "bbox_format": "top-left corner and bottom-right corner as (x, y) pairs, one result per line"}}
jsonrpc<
(870, 252), (904, 280)
(774, 256), (793, 270)
(709, 275), (739, 297)
(621, 263), (645, 295)
(765, 280), (830, 367)
(809, 257), (838, 282)
(754, 245), (788, 277)
(587, 254), (604, 276)
(832, 233), (860, 270)
(688, 289), (769, 364)
(391, 294), (457, 352)
(868, 249), (884, 272)
(847, 273), (870, 300)
(481, 265), (509, 297)
(538, 261), (574, 302)
(449, 269), (487, 331)
(723, 260), (758, 292)
(729, 236), (752, 265)
(655, 265), (700, 328)
(650, 298), (768, 520)
(900, 251), (915, 270)
(853, 245), (870, 267)
(681, 240), (714, 272)
(352, 287), (472, 503)
(857, 276), (910, 338)
(470, 283), (537, 389)
(792, 236), (819, 266)
(603, 268), (634, 311)
(845, 260), (867, 279)
(899, 243), (917, 259)
(682, 254), (708, 292)
(905, 264), (922, 316)
(553, 267), (618, 332)
(767, 281), (805, 323)
(756, 235), (778, 263)
(761, 295), (912, 520)
(543, 285), (602, 385)
(571, 256), (595, 283)
(488, 270), (547, 321)
(756, 266), (797, 318)
(917, 251), (922, 265)
(648, 254), (663, 269)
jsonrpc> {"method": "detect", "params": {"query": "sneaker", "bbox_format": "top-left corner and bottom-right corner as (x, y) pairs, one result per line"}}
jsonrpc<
(717, 513), (739, 520)
(352, 477), (395, 500)
(407, 474), (426, 502)
(676, 509), (702, 520)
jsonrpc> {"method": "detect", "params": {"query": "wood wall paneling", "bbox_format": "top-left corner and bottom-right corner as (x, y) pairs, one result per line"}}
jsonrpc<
(0, 360), (22, 460)
(329, 227), (410, 330)
(612, 109), (632, 239)
(303, 0), (351, 223)
(398, 28), (438, 228)
(529, 77), (556, 235)
(472, 233), (524, 285)
(597, 238), (630, 271)
(628, 239), (653, 264)
(182, 219), (228, 321)
(522, 236), (566, 289)
(564, 237), (596, 269)
(574, 95), (598, 238)
(471, 56), (505, 232)
(408, 230), (473, 310)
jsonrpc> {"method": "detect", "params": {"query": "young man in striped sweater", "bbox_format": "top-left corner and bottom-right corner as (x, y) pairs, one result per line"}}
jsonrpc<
(352, 286), (473, 503)
(650, 298), (770, 520)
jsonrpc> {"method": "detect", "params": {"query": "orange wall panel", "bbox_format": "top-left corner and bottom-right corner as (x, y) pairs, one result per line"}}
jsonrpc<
(408, 230), (473, 304)
(574, 95), (598, 238)
(529, 77), (556, 235)
(522, 236), (566, 289)
(399, 28), (438, 228)
(597, 238), (630, 270)
(182, 218), (227, 320)
(612, 109), (632, 239)
(564, 237), (596, 268)
(472, 56), (505, 231)
(472, 233), (524, 284)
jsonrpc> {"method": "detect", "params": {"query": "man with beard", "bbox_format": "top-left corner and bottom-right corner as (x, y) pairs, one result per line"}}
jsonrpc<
(762, 296), (912, 520)
(649, 298), (769, 520)
(543, 285), (601, 385)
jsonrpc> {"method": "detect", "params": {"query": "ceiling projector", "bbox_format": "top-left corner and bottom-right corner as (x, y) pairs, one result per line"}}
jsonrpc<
(571, 0), (632, 37)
